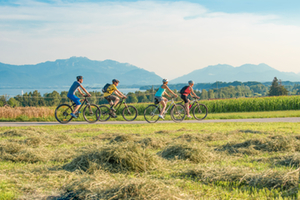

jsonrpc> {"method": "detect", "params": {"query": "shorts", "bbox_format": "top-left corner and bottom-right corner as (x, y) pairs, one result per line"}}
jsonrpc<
(67, 94), (81, 105)
(154, 96), (163, 104)
(181, 94), (189, 103)
(105, 95), (118, 102)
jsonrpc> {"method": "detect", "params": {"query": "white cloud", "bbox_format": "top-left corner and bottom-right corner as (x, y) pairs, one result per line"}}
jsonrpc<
(0, 0), (300, 79)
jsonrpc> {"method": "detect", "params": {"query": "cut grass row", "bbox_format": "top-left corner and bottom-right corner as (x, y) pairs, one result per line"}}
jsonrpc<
(1, 122), (300, 199)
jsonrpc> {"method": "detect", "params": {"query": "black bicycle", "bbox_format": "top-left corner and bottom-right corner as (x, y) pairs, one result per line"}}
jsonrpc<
(183, 97), (208, 120)
(55, 96), (101, 124)
(98, 98), (138, 121)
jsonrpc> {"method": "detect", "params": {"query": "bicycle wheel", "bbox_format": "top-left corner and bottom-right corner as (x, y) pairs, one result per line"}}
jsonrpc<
(122, 105), (138, 121)
(193, 103), (208, 120)
(98, 105), (111, 121)
(144, 105), (160, 123)
(170, 104), (186, 122)
(83, 104), (101, 123)
(55, 104), (73, 124)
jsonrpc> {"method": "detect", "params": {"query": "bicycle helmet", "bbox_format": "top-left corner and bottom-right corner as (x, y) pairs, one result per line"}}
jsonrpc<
(112, 79), (120, 83)
(162, 79), (169, 83)
(188, 80), (194, 85)
(76, 76), (83, 81)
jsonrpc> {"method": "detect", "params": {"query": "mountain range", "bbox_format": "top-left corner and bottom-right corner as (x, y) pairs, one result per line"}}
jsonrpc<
(170, 63), (300, 84)
(1, 57), (300, 88)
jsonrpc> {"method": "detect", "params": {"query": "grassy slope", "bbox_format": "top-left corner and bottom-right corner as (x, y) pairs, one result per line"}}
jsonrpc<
(1, 123), (300, 199)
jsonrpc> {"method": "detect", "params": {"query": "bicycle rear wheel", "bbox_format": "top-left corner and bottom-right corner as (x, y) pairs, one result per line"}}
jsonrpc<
(122, 105), (138, 121)
(83, 104), (101, 123)
(144, 105), (160, 123)
(55, 104), (73, 124)
(193, 103), (208, 120)
(98, 105), (111, 121)
(170, 104), (186, 122)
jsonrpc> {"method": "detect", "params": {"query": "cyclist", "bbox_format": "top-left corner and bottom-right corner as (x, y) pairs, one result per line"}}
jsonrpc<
(180, 80), (200, 118)
(154, 79), (178, 119)
(67, 76), (91, 118)
(103, 79), (127, 117)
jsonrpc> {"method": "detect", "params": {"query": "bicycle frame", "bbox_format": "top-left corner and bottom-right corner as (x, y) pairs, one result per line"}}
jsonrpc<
(156, 98), (176, 116)
(70, 97), (92, 115)
(109, 98), (127, 112)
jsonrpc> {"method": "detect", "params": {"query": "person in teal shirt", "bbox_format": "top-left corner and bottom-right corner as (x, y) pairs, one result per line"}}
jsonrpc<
(154, 79), (178, 119)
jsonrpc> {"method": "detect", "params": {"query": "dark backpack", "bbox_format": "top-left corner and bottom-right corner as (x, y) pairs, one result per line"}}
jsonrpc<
(102, 83), (111, 93)
(179, 86), (189, 95)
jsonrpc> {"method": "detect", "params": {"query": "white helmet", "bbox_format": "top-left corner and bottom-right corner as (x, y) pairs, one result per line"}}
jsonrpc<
(162, 79), (169, 83)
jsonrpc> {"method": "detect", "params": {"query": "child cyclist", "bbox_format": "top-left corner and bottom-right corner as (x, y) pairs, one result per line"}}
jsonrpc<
(103, 79), (127, 117)
(154, 79), (178, 119)
(67, 76), (91, 118)
(180, 80), (200, 118)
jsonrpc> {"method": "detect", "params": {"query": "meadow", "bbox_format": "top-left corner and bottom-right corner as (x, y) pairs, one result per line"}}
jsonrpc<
(1, 122), (300, 199)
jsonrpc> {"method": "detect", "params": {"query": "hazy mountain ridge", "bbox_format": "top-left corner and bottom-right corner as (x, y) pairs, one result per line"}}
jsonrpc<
(0, 57), (162, 87)
(170, 63), (300, 83)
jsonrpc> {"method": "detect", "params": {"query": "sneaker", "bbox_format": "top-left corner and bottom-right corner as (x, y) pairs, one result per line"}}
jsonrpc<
(110, 107), (116, 112)
(158, 115), (165, 119)
(187, 115), (192, 119)
(70, 113), (77, 118)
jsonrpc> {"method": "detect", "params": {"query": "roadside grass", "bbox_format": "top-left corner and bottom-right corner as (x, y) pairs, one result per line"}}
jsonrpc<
(1, 109), (300, 122)
(0, 123), (300, 199)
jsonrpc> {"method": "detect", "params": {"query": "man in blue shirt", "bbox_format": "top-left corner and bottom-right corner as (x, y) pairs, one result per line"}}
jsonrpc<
(67, 76), (91, 118)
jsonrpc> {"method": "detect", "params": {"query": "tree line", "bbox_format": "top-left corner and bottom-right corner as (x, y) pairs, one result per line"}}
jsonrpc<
(1, 77), (299, 107)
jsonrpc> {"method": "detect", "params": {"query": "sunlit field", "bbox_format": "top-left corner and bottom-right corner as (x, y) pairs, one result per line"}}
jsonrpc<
(1, 122), (300, 199)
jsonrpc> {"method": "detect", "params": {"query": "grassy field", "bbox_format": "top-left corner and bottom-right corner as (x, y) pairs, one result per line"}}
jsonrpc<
(1, 122), (300, 199)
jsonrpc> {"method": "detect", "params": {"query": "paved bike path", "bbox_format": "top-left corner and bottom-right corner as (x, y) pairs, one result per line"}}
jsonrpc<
(1, 117), (300, 127)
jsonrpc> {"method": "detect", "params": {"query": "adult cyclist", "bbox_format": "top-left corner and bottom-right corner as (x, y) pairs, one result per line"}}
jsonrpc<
(103, 79), (127, 117)
(154, 79), (178, 119)
(180, 80), (200, 118)
(67, 76), (91, 118)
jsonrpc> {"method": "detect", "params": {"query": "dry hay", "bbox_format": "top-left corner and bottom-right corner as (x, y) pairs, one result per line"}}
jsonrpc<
(155, 130), (174, 134)
(64, 127), (105, 134)
(136, 137), (169, 149)
(177, 133), (226, 143)
(109, 134), (136, 143)
(59, 173), (192, 200)
(0, 127), (46, 137)
(63, 142), (158, 173)
(276, 153), (300, 168)
(184, 165), (300, 191)
(218, 135), (300, 155)
(238, 129), (264, 134)
(159, 143), (213, 163)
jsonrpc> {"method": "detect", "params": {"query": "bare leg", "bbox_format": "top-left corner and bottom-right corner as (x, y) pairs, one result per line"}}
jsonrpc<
(113, 97), (119, 107)
(72, 105), (80, 114)
(160, 98), (168, 115)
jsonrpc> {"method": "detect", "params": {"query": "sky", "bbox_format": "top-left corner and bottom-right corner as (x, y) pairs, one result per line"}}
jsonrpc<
(1, 0), (300, 80)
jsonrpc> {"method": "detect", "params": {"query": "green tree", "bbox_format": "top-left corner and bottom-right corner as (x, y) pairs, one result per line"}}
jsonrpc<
(208, 89), (215, 99)
(201, 89), (208, 99)
(8, 98), (20, 107)
(268, 77), (288, 96)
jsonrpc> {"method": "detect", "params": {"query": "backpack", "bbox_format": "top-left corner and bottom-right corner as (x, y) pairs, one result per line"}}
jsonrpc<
(179, 86), (189, 95)
(102, 83), (111, 93)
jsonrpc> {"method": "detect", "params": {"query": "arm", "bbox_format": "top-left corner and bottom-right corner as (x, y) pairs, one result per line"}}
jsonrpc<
(79, 85), (91, 97)
(165, 85), (178, 97)
(191, 88), (200, 99)
(115, 89), (127, 99)
(163, 91), (172, 98)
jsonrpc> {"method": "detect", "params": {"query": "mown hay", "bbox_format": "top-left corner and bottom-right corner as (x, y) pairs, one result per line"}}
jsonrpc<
(218, 135), (300, 155)
(109, 134), (136, 143)
(136, 137), (169, 149)
(59, 174), (192, 200)
(185, 165), (299, 191)
(0, 128), (45, 137)
(159, 143), (213, 163)
(177, 133), (226, 142)
(155, 130), (174, 134)
(63, 142), (158, 173)
(277, 153), (300, 168)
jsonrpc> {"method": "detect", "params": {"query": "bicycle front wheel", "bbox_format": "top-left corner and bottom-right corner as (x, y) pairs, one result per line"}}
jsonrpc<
(98, 105), (111, 121)
(55, 104), (73, 124)
(170, 104), (186, 122)
(193, 103), (208, 120)
(122, 105), (138, 121)
(144, 105), (160, 123)
(83, 104), (101, 123)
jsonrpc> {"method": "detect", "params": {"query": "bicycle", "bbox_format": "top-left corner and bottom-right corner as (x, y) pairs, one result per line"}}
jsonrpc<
(98, 98), (138, 121)
(182, 97), (208, 120)
(55, 96), (101, 124)
(144, 98), (185, 123)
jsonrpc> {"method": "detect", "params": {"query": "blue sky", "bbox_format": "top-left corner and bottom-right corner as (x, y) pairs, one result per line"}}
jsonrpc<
(0, 0), (300, 79)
